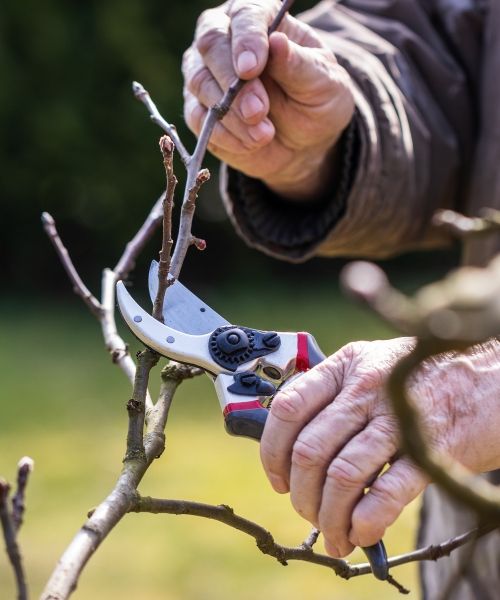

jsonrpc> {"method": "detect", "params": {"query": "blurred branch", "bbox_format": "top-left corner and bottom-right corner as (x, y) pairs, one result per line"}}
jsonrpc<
(434, 208), (500, 239)
(342, 254), (500, 520)
(0, 457), (34, 600)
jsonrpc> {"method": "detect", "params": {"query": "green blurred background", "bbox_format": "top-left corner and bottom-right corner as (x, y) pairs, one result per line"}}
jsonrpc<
(1, 0), (458, 598)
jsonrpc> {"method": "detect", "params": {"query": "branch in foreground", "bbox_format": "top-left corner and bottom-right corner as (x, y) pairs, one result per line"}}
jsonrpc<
(341, 259), (500, 520)
(433, 208), (500, 239)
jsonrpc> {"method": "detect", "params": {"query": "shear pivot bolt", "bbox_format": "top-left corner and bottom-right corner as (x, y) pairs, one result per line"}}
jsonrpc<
(216, 328), (250, 356)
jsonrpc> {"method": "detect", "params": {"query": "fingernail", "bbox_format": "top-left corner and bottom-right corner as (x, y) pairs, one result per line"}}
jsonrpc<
(269, 473), (289, 494)
(249, 119), (273, 142)
(324, 540), (340, 558)
(237, 50), (258, 74)
(241, 93), (264, 120)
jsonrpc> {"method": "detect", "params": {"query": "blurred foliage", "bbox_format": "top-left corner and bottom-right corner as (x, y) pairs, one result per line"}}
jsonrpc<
(1, 0), (329, 297)
(2, 0), (458, 300)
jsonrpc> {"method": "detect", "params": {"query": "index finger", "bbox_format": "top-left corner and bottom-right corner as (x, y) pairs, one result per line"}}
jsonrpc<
(227, 0), (283, 79)
(260, 355), (344, 493)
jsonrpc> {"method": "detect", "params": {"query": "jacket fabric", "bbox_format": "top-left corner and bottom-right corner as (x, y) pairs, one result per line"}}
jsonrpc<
(220, 1), (500, 598)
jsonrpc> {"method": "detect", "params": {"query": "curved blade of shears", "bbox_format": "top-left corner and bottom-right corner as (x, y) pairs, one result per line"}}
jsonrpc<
(116, 281), (223, 375)
(148, 260), (229, 334)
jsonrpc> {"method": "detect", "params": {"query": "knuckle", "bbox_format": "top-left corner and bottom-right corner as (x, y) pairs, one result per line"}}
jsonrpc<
(326, 455), (365, 490)
(368, 478), (405, 520)
(184, 101), (204, 134)
(188, 66), (213, 100)
(196, 27), (225, 56)
(292, 435), (329, 469)
(270, 388), (307, 424)
(351, 508), (385, 544)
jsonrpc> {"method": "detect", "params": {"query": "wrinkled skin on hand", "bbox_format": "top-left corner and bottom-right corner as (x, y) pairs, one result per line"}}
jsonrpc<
(260, 337), (500, 558)
(182, 0), (354, 200)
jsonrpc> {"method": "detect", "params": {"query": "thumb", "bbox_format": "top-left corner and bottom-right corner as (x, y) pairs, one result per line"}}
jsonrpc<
(266, 31), (338, 102)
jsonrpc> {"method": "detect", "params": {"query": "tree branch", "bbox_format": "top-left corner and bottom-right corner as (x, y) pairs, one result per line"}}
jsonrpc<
(11, 457), (34, 532)
(1, 478), (29, 600)
(113, 193), (165, 282)
(152, 136), (176, 321)
(132, 81), (190, 165)
(40, 363), (195, 600)
(129, 496), (497, 592)
(41, 213), (102, 318)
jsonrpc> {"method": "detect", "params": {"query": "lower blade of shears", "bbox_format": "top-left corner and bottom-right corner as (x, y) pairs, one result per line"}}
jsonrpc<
(148, 260), (229, 335)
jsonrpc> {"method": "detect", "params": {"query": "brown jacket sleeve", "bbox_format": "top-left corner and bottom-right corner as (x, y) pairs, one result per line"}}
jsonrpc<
(221, 0), (482, 261)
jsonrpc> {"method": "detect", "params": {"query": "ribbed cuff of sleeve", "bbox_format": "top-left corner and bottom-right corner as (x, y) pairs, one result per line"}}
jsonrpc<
(220, 120), (359, 263)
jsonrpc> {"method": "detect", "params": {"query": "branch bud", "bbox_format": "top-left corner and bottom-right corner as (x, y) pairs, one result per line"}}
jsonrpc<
(191, 237), (207, 251)
(160, 135), (175, 157)
(196, 169), (210, 186)
(132, 81), (147, 100)
(17, 457), (34, 475)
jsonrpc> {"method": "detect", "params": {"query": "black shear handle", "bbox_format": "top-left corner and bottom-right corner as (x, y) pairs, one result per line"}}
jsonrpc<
(225, 407), (389, 580)
(223, 332), (389, 581)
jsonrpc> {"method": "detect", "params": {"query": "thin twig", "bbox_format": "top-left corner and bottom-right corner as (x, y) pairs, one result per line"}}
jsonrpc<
(42, 213), (102, 318)
(169, 168), (210, 278)
(113, 193), (165, 281)
(132, 81), (190, 165)
(125, 350), (159, 462)
(145, 0), (295, 279)
(130, 496), (494, 590)
(152, 136), (177, 321)
(0, 480), (28, 600)
(301, 528), (320, 550)
(11, 457), (34, 532)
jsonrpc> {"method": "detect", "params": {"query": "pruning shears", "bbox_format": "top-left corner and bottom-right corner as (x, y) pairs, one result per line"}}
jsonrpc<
(116, 261), (389, 580)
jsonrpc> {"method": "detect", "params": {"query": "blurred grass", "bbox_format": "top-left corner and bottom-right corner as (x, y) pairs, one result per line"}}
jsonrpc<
(0, 285), (422, 599)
